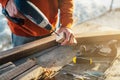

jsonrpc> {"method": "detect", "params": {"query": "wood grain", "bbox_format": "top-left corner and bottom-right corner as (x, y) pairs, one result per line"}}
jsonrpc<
(0, 35), (57, 64)
(0, 59), (36, 80)
(0, 62), (15, 75)
(13, 65), (43, 80)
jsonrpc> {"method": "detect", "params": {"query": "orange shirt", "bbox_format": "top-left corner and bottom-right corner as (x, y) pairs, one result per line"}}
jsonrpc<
(0, 0), (73, 37)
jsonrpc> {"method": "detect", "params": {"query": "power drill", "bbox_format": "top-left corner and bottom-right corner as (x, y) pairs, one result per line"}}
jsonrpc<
(2, 0), (63, 36)
(14, 0), (58, 34)
(2, 0), (65, 42)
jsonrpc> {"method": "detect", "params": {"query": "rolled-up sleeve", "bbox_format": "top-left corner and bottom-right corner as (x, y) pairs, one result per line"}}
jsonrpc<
(0, 0), (8, 7)
(58, 0), (74, 28)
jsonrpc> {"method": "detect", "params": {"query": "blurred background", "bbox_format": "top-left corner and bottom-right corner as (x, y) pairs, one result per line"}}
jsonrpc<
(0, 0), (120, 51)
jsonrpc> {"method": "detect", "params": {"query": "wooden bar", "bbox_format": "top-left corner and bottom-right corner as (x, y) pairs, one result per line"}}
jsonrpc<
(0, 31), (120, 65)
(0, 62), (16, 75)
(13, 65), (43, 80)
(0, 35), (57, 65)
(0, 62), (14, 70)
(0, 59), (36, 80)
(75, 31), (120, 44)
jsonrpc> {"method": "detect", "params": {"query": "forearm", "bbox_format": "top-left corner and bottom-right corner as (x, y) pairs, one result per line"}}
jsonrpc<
(0, 0), (8, 7)
(59, 0), (74, 28)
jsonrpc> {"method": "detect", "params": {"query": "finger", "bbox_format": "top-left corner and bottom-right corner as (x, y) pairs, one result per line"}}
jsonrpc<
(61, 39), (69, 45)
(69, 35), (74, 44)
(64, 29), (71, 41)
(66, 33), (71, 41)
(8, 0), (25, 19)
(61, 32), (72, 45)
(68, 35), (74, 45)
(15, 12), (25, 19)
(57, 28), (63, 33)
(13, 7), (25, 19)
(70, 35), (77, 45)
(57, 29), (61, 33)
(61, 33), (72, 45)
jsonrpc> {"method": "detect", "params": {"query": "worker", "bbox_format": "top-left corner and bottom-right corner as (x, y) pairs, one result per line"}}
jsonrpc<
(0, 0), (77, 47)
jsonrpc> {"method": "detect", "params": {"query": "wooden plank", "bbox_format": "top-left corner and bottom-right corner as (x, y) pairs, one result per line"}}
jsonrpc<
(36, 46), (77, 71)
(0, 62), (14, 70)
(75, 31), (120, 44)
(0, 35), (57, 65)
(0, 59), (36, 80)
(0, 62), (16, 75)
(0, 31), (120, 65)
(13, 65), (43, 80)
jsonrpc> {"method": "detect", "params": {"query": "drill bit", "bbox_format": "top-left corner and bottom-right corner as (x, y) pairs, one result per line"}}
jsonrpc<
(52, 30), (60, 36)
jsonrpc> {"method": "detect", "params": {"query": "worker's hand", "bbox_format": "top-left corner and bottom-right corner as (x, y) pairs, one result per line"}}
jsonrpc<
(6, 0), (25, 19)
(57, 27), (77, 45)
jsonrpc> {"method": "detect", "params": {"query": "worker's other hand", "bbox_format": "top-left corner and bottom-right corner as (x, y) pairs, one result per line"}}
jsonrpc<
(6, 0), (25, 19)
(57, 27), (77, 45)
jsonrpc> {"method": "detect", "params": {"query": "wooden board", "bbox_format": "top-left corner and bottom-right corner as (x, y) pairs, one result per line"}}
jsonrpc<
(36, 46), (77, 70)
(0, 35), (57, 65)
(75, 31), (120, 44)
(13, 65), (43, 80)
(0, 59), (36, 80)
(0, 62), (15, 75)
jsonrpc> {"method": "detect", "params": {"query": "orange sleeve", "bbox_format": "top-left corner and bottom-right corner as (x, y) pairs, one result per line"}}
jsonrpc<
(0, 0), (8, 7)
(58, 0), (74, 28)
